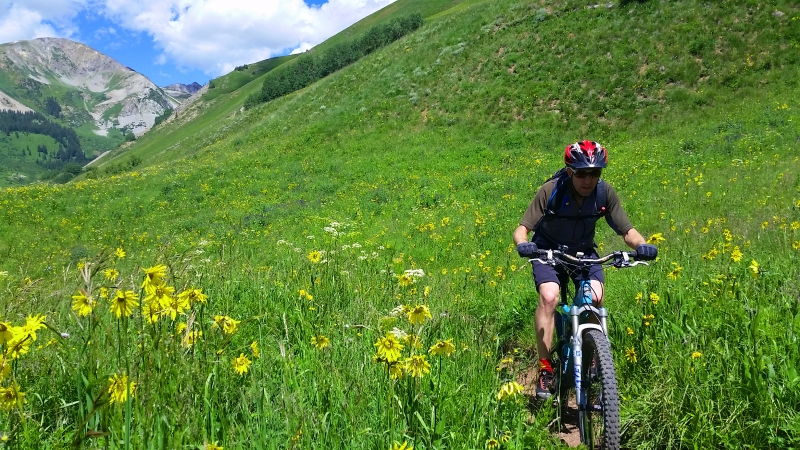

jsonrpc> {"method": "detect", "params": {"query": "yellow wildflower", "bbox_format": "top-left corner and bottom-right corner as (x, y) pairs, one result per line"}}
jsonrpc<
(251, 340), (260, 358)
(115, 247), (126, 258)
(110, 290), (139, 318)
(625, 347), (637, 363)
(0, 383), (25, 411)
(748, 259), (760, 278)
(407, 304), (432, 325)
(486, 438), (500, 450)
(691, 351), (703, 359)
(104, 268), (119, 281)
(108, 373), (135, 404)
(232, 353), (252, 375)
(307, 250), (322, 264)
(311, 334), (330, 350)
(429, 339), (456, 357)
(374, 333), (404, 362)
(647, 233), (665, 245)
(405, 354), (431, 378)
(650, 292), (660, 305)
(71, 291), (95, 317)
(390, 441), (413, 450)
(141, 264), (167, 293)
(496, 381), (524, 401)
(731, 246), (743, 262)
(213, 315), (240, 335)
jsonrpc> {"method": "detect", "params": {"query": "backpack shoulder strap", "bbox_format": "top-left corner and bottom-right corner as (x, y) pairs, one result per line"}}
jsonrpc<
(545, 169), (570, 214)
(595, 179), (607, 215)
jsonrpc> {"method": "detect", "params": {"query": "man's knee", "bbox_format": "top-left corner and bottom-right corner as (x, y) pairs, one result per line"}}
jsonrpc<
(537, 282), (560, 310)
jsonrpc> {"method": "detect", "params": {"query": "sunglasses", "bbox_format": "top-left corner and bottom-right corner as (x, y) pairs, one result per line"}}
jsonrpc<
(572, 169), (602, 179)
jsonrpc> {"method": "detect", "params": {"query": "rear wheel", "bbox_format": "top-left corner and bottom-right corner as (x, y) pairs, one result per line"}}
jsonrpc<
(578, 329), (620, 449)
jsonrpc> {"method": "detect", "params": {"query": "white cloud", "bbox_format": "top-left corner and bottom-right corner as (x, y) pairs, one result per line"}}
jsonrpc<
(0, 1), (87, 42)
(1, 0), (396, 77)
(100, 0), (397, 76)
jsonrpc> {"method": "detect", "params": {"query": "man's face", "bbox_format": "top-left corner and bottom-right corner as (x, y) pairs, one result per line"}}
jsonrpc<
(568, 168), (602, 197)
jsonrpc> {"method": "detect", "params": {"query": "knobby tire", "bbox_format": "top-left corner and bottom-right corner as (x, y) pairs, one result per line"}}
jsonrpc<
(580, 328), (621, 450)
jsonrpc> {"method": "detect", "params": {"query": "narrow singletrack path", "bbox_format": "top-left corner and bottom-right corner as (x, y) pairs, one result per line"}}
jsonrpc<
(517, 365), (581, 447)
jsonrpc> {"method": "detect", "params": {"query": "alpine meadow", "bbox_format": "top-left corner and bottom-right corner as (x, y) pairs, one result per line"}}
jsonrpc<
(1, 0), (799, 449)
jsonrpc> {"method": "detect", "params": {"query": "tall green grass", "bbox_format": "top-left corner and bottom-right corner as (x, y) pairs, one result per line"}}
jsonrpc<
(1, 0), (799, 448)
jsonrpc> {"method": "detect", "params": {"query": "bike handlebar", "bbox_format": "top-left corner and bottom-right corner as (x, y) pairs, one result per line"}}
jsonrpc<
(528, 249), (648, 268)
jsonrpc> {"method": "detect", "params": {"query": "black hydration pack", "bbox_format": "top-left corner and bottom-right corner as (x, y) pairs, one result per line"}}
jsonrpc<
(544, 167), (607, 217)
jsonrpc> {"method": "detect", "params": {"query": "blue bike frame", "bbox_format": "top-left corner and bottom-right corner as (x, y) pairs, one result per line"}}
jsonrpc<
(554, 276), (608, 410)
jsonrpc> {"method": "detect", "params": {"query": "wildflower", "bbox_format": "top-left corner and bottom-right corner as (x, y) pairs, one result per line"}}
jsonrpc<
(423, 286), (431, 297)
(723, 229), (733, 242)
(143, 284), (175, 311)
(206, 443), (223, 450)
(643, 313), (655, 326)
(761, 221), (768, 229)
(691, 351), (703, 359)
(104, 268), (119, 281)
(486, 438), (500, 449)
(0, 383), (25, 411)
(650, 292), (660, 305)
(500, 430), (512, 444)
(792, 221), (799, 231)
(311, 334), (330, 350)
(666, 263), (682, 280)
(496, 381), (524, 401)
(793, 241), (800, 250)
(748, 259), (760, 278)
(307, 250), (322, 264)
(21, 315), (46, 341)
(232, 353), (252, 375)
(164, 293), (190, 321)
(71, 291), (95, 317)
(251, 340), (260, 358)
(405, 354), (431, 378)
(141, 264), (167, 293)
(388, 361), (405, 379)
(625, 347), (637, 363)
(407, 304), (432, 325)
(110, 290), (138, 318)
(182, 330), (202, 348)
(213, 316), (240, 335)
(634, 292), (643, 303)
(374, 333), (404, 362)
(703, 247), (718, 260)
(391, 442), (413, 450)
(178, 288), (208, 305)
(429, 338), (456, 357)
(99, 287), (109, 299)
(397, 273), (414, 287)
(0, 322), (17, 345)
(626, 327), (634, 335)
(108, 373), (136, 404)
(647, 233), (665, 245)
(731, 246), (743, 262)
(115, 247), (126, 258)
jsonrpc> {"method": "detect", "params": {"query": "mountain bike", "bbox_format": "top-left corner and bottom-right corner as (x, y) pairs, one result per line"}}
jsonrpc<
(528, 248), (649, 450)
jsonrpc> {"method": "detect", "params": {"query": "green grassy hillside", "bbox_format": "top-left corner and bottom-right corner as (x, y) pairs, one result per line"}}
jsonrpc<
(1, 0), (799, 448)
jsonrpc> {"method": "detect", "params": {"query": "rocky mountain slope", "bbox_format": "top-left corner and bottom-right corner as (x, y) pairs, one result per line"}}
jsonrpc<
(0, 37), (178, 137)
(161, 82), (203, 101)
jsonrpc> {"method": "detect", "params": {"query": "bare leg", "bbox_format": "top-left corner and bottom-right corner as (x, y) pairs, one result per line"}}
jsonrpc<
(535, 281), (560, 361)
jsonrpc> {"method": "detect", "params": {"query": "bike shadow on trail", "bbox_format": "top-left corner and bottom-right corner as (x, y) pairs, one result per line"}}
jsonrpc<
(517, 364), (582, 447)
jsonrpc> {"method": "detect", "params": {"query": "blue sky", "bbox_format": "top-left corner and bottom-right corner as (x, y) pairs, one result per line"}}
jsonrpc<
(0, 0), (396, 87)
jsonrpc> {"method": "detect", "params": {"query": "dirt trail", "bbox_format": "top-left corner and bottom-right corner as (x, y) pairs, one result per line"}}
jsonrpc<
(517, 365), (581, 447)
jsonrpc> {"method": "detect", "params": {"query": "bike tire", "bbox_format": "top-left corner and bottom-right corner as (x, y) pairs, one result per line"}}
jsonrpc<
(579, 328), (621, 450)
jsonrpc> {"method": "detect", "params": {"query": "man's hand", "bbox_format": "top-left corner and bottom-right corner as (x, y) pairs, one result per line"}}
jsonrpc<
(516, 242), (538, 258)
(636, 244), (658, 261)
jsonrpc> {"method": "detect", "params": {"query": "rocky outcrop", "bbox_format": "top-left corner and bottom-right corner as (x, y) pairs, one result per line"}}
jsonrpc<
(0, 37), (179, 136)
(0, 90), (32, 113)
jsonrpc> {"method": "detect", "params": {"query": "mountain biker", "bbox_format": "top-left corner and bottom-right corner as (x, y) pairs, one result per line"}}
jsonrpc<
(512, 140), (658, 399)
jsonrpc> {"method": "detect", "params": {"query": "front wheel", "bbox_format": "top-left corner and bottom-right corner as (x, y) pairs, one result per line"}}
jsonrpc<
(579, 328), (621, 449)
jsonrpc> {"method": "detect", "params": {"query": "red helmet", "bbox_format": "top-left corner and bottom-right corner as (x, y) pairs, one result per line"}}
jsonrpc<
(564, 140), (608, 169)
